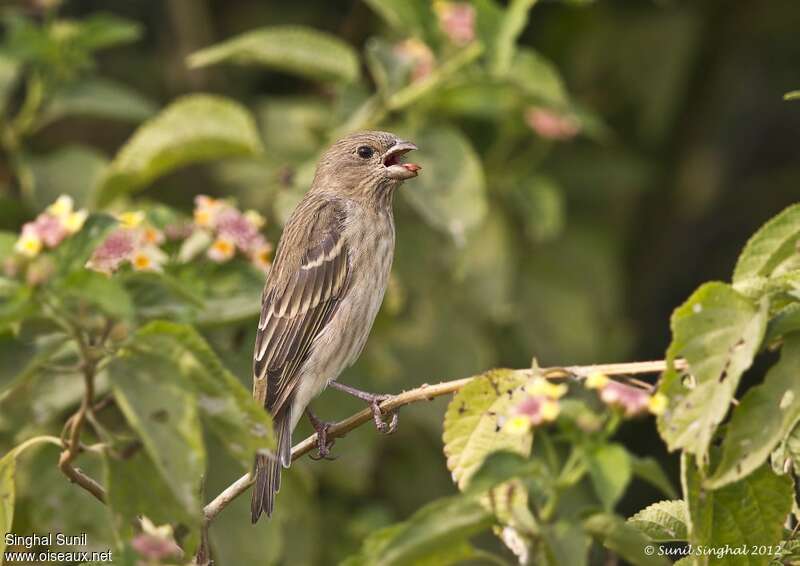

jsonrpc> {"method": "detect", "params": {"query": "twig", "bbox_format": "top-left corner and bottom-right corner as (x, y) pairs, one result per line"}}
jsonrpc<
(57, 317), (108, 504)
(202, 359), (683, 523)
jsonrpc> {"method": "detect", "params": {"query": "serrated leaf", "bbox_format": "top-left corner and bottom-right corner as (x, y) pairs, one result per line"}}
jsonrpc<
(134, 321), (275, 468)
(188, 26), (359, 83)
(96, 94), (263, 205)
(39, 78), (156, 127)
(586, 443), (631, 511)
(683, 455), (792, 566)
(402, 126), (487, 241)
(628, 500), (688, 542)
(109, 349), (206, 516)
(491, 0), (538, 75)
(584, 513), (670, 566)
(706, 333), (800, 488)
(344, 494), (492, 566)
(443, 369), (532, 488)
(733, 204), (800, 297)
(656, 282), (767, 464)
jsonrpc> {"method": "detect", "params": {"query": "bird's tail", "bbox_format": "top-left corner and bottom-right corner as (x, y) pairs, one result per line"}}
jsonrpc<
(251, 407), (292, 522)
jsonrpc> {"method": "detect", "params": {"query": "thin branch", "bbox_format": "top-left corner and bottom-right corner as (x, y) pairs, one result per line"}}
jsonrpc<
(56, 315), (108, 504)
(203, 359), (684, 524)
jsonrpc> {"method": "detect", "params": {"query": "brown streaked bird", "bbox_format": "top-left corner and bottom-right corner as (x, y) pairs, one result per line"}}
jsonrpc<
(251, 131), (420, 522)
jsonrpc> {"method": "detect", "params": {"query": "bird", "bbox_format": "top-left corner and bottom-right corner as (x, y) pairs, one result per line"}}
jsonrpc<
(250, 130), (421, 522)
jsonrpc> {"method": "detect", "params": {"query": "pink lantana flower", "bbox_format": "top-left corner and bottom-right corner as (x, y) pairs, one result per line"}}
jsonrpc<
(525, 107), (581, 141)
(585, 372), (665, 417)
(503, 377), (567, 434)
(435, 2), (476, 46)
(86, 212), (168, 275)
(188, 195), (273, 269)
(393, 39), (436, 83)
(13, 195), (89, 258)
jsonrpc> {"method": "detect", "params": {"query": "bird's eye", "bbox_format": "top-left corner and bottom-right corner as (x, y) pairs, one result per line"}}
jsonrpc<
(356, 146), (374, 159)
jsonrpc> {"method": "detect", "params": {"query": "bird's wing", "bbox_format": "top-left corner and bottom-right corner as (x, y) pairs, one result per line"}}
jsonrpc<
(252, 199), (350, 416)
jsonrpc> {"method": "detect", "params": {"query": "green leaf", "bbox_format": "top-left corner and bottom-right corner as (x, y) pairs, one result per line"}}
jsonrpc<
(59, 270), (135, 322)
(134, 321), (275, 468)
(657, 282), (767, 464)
(508, 48), (567, 106)
(586, 443), (632, 511)
(39, 78), (156, 127)
(584, 513), (671, 566)
(0, 281), (34, 334)
(402, 126), (488, 240)
(0, 451), (15, 562)
(65, 13), (142, 52)
(785, 90), (800, 101)
(771, 420), (800, 476)
(683, 455), (792, 566)
(188, 26), (360, 83)
(629, 456), (677, 499)
(0, 332), (70, 403)
(109, 348), (206, 516)
(104, 447), (199, 554)
(344, 494), (493, 566)
(26, 145), (107, 209)
(465, 451), (545, 495)
(733, 204), (800, 296)
(765, 302), (800, 344)
(362, 0), (436, 41)
(491, 0), (538, 76)
(443, 369), (532, 489)
(256, 96), (331, 160)
(706, 333), (800, 488)
(541, 521), (590, 566)
(365, 38), (417, 96)
(513, 175), (565, 243)
(627, 500), (688, 542)
(96, 94), (263, 205)
(0, 53), (19, 112)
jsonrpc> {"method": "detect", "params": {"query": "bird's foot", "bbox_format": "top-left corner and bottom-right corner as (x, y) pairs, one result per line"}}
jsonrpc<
(329, 382), (399, 435)
(306, 409), (336, 461)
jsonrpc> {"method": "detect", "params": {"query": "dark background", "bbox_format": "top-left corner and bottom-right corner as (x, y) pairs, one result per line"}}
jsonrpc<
(3, 0), (799, 563)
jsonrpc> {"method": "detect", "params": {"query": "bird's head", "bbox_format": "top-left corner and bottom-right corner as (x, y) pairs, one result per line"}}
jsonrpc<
(312, 131), (420, 204)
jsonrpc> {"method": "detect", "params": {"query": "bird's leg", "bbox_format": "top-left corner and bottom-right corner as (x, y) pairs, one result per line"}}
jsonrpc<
(306, 408), (336, 461)
(328, 381), (398, 434)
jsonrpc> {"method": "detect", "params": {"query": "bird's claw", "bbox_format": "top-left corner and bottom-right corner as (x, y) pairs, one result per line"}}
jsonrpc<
(369, 397), (398, 435)
(307, 410), (337, 461)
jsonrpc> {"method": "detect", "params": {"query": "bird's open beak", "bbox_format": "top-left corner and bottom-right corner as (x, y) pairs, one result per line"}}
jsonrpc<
(383, 140), (420, 180)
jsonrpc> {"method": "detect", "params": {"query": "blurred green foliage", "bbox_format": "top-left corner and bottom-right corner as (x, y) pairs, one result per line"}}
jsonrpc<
(1, 0), (800, 565)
